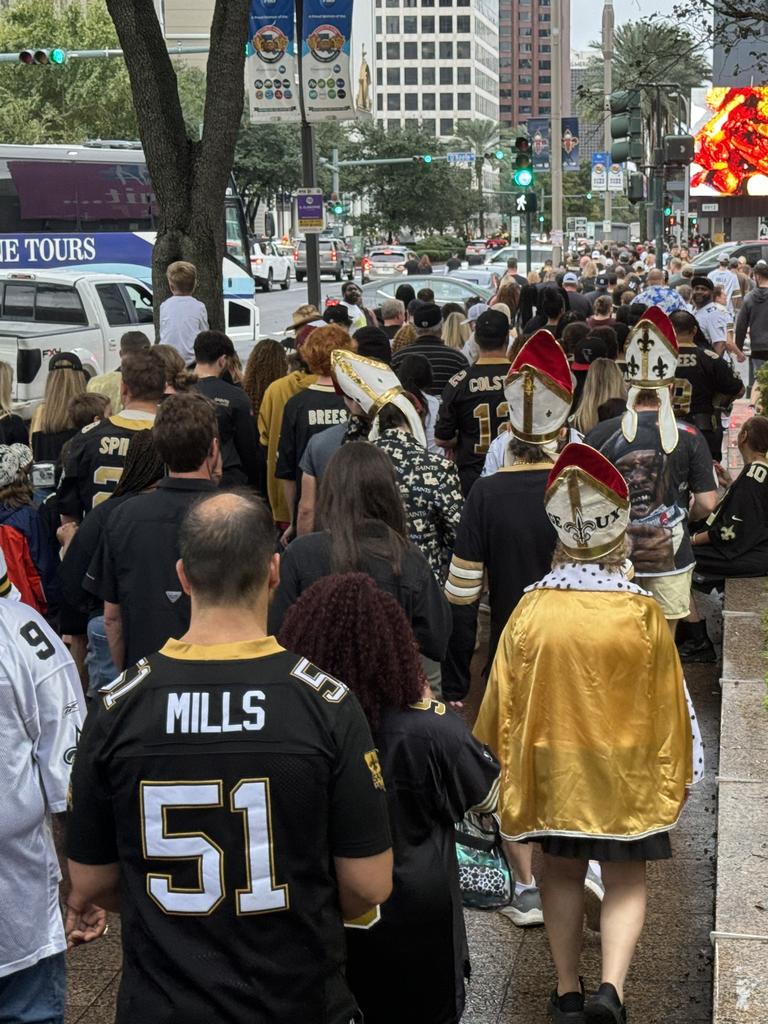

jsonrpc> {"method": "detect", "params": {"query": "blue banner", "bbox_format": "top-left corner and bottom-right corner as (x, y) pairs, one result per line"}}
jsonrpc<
(247, 0), (300, 124)
(562, 117), (580, 171)
(301, 0), (354, 121)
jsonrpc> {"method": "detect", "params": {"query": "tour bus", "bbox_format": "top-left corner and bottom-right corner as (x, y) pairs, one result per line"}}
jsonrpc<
(0, 142), (260, 340)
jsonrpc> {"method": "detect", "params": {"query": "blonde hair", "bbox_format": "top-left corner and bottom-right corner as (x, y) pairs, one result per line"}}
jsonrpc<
(0, 361), (12, 417)
(392, 323), (418, 354)
(572, 358), (627, 436)
(442, 312), (468, 350)
(582, 260), (598, 279)
(167, 260), (197, 294)
(40, 368), (87, 433)
(527, 270), (540, 284)
(154, 344), (197, 393)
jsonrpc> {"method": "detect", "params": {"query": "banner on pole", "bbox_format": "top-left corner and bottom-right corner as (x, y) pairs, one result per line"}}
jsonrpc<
(591, 152), (608, 192)
(607, 162), (625, 192)
(562, 117), (580, 171)
(301, 0), (355, 121)
(527, 118), (550, 170)
(247, 0), (300, 123)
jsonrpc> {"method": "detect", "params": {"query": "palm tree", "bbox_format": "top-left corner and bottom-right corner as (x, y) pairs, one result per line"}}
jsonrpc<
(453, 118), (500, 236)
(575, 21), (709, 159)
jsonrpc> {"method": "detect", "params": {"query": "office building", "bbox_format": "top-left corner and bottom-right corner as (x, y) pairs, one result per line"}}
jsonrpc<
(499, 0), (571, 128)
(374, 0), (499, 138)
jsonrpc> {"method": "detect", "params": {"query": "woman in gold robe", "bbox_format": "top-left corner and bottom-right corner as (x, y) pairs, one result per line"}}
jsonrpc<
(474, 442), (697, 1024)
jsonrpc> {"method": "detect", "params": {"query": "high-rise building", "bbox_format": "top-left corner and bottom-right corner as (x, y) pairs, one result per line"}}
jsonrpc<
(499, 0), (571, 129)
(374, 0), (499, 139)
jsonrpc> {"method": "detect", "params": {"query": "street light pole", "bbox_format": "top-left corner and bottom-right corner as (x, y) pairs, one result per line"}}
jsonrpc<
(602, 0), (614, 230)
(551, 0), (563, 266)
(295, 0), (321, 310)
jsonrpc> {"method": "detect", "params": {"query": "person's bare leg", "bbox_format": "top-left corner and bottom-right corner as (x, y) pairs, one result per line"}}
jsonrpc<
(541, 853), (588, 995)
(598, 860), (647, 1002)
(503, 839), (534, 884)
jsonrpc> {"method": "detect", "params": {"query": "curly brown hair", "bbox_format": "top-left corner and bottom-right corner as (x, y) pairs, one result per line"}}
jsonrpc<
(391, 323), (418, 354)
(243, 339), (288, 416)
(278, 573), (426, 730)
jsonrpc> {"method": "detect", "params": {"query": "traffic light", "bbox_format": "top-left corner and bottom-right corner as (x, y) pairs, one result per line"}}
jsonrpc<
(586, 191), (593, 200)
(664, 203), (673, 217)
(413, 154), (433, 164)
(513, 136), (534, 188)
(328, 193), (345, 217)
(628, 172), (645, 204)
(19, 48), (67, 65)
(485, 149), (506, 161)
(663, 135), (695, 165)
(609, 89), (643, 163)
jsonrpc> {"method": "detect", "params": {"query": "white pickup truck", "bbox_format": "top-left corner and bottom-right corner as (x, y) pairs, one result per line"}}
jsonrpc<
(0, 270), (259, 418)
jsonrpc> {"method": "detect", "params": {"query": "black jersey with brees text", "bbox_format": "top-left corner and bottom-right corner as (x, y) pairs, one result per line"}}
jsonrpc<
(276, 383), (348, 483)
(56, 412), (156, 518)
(434, 357), (511, 494)
(67, 636), (391, 1024)
(673, 340), (743, 430)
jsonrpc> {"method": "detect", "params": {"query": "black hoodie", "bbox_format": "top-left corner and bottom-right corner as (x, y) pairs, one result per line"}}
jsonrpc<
(736, 284), (768, 355)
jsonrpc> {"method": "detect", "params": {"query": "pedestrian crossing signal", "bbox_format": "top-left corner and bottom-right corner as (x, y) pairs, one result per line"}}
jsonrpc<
(515, 192), (537, 214)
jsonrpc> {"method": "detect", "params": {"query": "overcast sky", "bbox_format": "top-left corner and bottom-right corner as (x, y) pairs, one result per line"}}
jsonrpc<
(571, 0), (682, 51)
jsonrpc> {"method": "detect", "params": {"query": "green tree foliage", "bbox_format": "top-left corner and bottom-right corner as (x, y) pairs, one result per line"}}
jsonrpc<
(452, 118), (501, 235)
(0, 0), (204, 145)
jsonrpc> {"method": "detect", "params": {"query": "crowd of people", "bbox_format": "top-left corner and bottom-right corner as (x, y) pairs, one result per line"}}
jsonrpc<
(2, 247), (767, 1024)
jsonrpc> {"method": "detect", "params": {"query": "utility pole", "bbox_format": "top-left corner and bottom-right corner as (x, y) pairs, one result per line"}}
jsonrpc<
(653, 85), (665, 270)
(551, 0), (563, 266)
(602, 0), (614, 230)
(331, 147), (340, 197)
(295, 0), (321, 309)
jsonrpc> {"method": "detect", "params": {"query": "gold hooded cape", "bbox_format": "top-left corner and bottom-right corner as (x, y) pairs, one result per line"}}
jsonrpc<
(474, 587), (692, 842)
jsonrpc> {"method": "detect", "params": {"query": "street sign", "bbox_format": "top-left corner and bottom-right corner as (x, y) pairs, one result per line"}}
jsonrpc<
(551, 229), (564, 247)
(296, 188), (325, 233)
(591, 153), (608, 192)
(447, 150), (474, 165)
(574, 216), (588, 236)
(701, 202), (719, 212)
(602, 219), (612, 234)
(510, 215), (521, 241)
(515, 192), (537, 214)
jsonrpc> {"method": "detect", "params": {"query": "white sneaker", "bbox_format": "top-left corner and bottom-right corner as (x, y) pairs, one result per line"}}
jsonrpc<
(499, 886), (544, 927)
(584, 865), (604, 932)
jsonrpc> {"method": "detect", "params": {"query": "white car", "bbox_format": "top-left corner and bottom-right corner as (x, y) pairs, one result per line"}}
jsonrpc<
(250, 240), (292, 293)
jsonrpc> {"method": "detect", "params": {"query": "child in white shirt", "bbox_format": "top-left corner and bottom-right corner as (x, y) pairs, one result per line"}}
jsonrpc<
(159, 261), (209, 366)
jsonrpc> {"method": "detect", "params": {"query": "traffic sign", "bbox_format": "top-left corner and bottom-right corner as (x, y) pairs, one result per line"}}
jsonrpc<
(296, 189), (325, 234)
(447, 150), (474, 165)
(515, 192), (537, 214)
(510, 216), (521, 241)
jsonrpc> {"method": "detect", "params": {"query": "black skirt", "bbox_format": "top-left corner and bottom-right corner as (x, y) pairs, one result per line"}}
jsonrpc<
(534, 831), (672, 862)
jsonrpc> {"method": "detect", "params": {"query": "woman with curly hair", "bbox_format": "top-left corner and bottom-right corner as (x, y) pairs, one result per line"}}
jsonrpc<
(279, 572), (499, 1024)
(391, 322), (418, 354)
(242, 338), (288, 418)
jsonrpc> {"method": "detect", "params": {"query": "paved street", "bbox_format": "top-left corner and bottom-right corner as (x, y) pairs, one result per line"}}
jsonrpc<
(255, 277), (350, 337)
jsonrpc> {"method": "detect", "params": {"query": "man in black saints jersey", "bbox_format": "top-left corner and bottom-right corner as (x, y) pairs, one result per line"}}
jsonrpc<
(434, 309), (511, 495)
(669, 310), (744, 460)
(66, 490), (392, 1024)
(56, 350), (165, 521)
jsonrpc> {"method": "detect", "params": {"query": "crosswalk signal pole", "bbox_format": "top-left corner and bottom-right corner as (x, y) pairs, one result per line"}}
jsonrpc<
(526, 206), (532, 275)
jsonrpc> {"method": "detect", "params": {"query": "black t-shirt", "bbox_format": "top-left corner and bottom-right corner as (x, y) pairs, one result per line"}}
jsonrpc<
(346, 700), (498, 1023)
(391, 336), (469, 396)
(673, 341), (744, 428)
(434, 357), (511, 493)
(586, 412), (715, 576)
(32, 427), (78, 466)
(85, 477), (218, 665)
(59, 492), (132, 618)
(706, 460), (768, 560)
(56, 412), (156, 518)
(276, 385), (348, 483)
(194, 376), (260, 487)
(67, 637), (391, 1024)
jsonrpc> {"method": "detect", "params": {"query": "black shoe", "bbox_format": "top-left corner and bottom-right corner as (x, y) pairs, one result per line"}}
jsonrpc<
(548, 979), (586, 1022)
(585, 983), (627, 1023)
(677, 635), (717, 662)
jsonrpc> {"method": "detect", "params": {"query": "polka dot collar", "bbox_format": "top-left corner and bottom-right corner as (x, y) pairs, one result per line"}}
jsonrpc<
(526, 562), (651, 596)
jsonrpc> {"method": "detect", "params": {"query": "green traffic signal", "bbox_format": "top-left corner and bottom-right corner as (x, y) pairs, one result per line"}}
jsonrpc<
(495, 149), (504, 160)
(664, 205), (672, 216)
(514, 167), (533, 188)
(19, 47), (67, 65)
(586, 191), (593, 200)
(49, 48), (67, 65)
(513, 135), (533, 189)
(332, 203), (344, 216)
(538, 215), (545, 224)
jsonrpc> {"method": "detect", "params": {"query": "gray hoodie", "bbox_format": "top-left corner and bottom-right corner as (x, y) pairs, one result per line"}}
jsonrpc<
(735, 285), (768, 354)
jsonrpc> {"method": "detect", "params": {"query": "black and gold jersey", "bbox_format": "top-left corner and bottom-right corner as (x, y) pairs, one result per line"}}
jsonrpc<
(707, 459), (768, 560)
(56, 412), (156, 518)
(673, 342), (743, 426)
(67, 637), (391, 1024)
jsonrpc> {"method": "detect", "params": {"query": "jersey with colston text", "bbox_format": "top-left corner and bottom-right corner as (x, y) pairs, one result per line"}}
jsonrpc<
(434, 358), (511, 493)
(56, 413), (156, 517)
(0, 600), (84, 977)
(66, 637), (391, 1024)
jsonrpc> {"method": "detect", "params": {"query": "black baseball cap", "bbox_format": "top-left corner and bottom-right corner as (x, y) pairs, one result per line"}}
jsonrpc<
(691, 276), (714, 290)
(412, 302), (442, 329)
(49, 351), (84, 373)
(571, 336), (608, 371)
(323, 303), (353, 327)
(474, 309), (509, 345)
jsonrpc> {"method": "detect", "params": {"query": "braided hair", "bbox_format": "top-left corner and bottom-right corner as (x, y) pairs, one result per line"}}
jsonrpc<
(112, 430), (165, 497)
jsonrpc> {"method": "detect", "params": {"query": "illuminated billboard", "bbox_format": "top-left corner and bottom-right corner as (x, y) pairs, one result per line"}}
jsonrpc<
(691, 86), (768, 197)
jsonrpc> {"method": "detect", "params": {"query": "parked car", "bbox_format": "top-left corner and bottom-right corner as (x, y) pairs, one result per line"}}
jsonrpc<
(484, 244), (553, 277)
(294, 238), (354, 282)
(465, 238), (489, 265)
(485, 237), (508, 251)
(0, 270), (259, 418)
(250, 240), (292, 292)
(360, 275), (492, 309)
(668, 240), (768, 286)
(361, 246), (413, 284)
(447, 267), (502, 292)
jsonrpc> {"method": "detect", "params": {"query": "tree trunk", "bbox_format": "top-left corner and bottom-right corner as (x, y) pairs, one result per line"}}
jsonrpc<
(106, 0), (250, 333)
